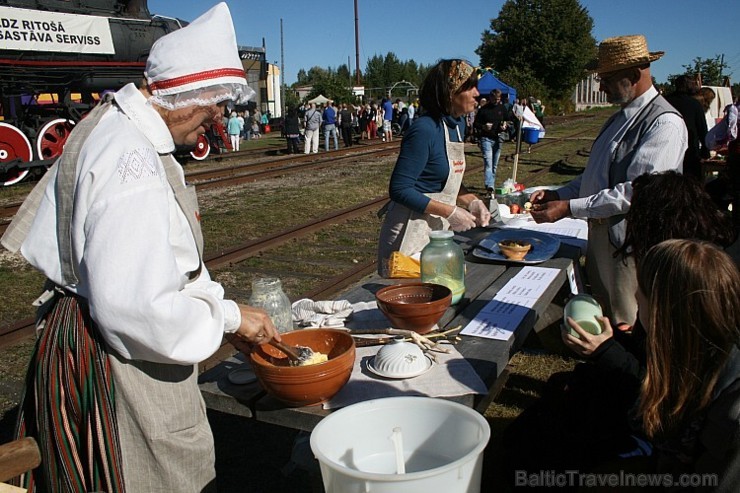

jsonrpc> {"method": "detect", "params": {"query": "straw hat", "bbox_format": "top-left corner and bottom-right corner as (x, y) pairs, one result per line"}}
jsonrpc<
(588, 35), (664, 74)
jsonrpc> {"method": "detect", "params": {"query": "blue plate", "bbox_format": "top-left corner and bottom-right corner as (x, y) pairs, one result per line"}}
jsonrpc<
(473, 229), (560, 264)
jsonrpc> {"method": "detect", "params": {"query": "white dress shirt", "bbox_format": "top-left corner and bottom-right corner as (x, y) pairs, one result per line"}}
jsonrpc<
(558, 86), (688, 219)
(20, 83), (241, 365)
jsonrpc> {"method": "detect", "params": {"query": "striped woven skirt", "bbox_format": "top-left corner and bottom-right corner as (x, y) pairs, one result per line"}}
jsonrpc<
(14, 294), (126, 492)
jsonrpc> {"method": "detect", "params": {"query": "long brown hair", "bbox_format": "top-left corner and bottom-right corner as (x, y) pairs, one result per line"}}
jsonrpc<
(638, 239), (740, 437)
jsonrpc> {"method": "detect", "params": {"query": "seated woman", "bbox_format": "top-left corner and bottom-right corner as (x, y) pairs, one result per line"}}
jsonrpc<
(502, 240), (739, 490)
(377, 59), (490, 277)
(500, 171), (737, 485)
(631, 239), (739, 489)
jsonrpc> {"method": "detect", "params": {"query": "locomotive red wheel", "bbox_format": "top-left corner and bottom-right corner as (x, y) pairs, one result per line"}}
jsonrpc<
(0, 122), (33, 186)
(190, 133), (211, 161)
(36, 118), (75, 161)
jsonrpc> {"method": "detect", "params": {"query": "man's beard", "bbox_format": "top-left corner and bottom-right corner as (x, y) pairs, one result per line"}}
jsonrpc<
(606, 79), (634, 105)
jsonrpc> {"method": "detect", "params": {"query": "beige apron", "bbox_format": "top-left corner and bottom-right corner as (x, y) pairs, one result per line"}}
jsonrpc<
(109, 153), (215, 493)
(2, 96), (216, 492)
(378, 123), (466, 276)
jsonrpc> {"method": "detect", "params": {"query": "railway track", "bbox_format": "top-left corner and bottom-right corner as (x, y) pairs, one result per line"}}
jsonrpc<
(0, 141), (401, 234)
(0, 195), (390, 361)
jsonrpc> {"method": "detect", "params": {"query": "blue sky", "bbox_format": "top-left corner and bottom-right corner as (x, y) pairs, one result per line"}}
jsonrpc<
(148, 0), (738, 87)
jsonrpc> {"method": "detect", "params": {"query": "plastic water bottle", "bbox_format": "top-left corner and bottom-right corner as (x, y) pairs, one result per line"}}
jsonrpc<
(248, 277), (294, 333)
(420, 230), (465, 304)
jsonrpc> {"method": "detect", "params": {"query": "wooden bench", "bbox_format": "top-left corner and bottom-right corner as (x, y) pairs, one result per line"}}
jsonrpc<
(0, 437), (40, 491)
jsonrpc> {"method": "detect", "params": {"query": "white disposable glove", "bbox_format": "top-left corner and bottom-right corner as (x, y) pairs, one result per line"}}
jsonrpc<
(446, 206), (477, 232)
(468, 199), (491, 227)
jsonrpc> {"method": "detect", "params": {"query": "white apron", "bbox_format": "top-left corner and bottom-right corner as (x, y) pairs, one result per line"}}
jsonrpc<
(378, 123), (466, 276)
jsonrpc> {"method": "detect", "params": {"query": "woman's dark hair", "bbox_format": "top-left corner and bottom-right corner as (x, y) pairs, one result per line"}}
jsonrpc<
(673, 74), (700, 96)
(618, 171), (736, 261)
(418, 59), (477, 120)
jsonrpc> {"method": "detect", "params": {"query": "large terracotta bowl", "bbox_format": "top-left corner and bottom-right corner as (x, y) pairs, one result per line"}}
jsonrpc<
(250, 329), (355, 407)
(375, 282), (452, 334)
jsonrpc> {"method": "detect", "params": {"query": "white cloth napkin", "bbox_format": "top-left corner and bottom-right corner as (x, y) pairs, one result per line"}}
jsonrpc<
(291, 299), (353, 328)
(324, 343), (488, 410)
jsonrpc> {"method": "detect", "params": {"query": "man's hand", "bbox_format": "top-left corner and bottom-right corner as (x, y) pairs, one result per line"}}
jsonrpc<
(529, 189), (559, 204)
(530, 199), (571, 223)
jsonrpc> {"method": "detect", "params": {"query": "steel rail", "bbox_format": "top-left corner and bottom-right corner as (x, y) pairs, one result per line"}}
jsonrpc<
(0, 196), (389, 350)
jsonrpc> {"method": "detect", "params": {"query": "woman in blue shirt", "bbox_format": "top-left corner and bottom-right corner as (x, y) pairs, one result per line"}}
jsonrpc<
(377, 59), (490, 276)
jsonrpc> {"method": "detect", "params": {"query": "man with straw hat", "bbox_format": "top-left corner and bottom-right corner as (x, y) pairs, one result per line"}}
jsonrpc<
(2, 3), (281, 491)
(529, 34), (688, 327)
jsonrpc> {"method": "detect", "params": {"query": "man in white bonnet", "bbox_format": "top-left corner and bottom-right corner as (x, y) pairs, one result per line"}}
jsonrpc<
(2, 3), (280, 492)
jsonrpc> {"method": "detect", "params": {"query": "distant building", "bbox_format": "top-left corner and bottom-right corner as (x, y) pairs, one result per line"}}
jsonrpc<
(572, 73), (610, 111)
(238, 45), (282, 118)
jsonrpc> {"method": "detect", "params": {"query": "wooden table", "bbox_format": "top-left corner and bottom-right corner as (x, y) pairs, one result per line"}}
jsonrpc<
(199, 227), (583, 432)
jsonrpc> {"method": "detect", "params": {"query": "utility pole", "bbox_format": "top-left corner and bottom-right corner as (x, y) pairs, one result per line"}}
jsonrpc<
(354, 0), (361, 85)
(280, 18), (285, 118)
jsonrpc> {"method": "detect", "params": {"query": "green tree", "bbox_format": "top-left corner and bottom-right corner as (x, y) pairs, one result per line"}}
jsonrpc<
(291, 53), (430, 103)
(477, 0), (596, 102)
(680, 55), (731, 87)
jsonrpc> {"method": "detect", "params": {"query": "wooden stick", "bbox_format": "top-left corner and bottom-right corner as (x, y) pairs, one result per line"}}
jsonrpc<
(0, 437), (40, 483)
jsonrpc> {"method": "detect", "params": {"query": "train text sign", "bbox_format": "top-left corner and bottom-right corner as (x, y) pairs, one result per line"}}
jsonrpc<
(0, 6), (114, 54)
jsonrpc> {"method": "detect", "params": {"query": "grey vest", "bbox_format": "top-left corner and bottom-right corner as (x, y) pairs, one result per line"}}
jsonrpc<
(597, 94), (682, 247)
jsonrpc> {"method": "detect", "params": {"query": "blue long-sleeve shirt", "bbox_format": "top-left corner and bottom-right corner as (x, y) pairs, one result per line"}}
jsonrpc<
(388, 114), (466, 212)
(323, 106), (336, 125)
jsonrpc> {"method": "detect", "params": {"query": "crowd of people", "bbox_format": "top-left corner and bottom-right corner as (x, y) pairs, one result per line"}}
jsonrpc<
(1, 0), (738, 487)
(279, 96), (421, 154)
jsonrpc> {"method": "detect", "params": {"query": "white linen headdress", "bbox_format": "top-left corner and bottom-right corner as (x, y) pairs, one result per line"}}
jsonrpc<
(144, 2), (255, 110)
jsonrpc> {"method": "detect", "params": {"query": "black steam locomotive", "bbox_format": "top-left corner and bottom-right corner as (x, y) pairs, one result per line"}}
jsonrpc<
(0, 0), (185, 185)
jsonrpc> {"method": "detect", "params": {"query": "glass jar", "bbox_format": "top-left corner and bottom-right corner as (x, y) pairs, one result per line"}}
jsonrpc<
(248, 277), (294, 333)
(420, 230), (465, 304)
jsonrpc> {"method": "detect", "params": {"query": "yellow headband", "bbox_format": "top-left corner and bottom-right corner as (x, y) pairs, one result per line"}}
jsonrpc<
(448, 60), (475, 93)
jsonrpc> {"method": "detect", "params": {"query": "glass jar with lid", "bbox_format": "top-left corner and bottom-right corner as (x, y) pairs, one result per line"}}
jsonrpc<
(420, 230), (465, 304)
(248, 277), (294, 333)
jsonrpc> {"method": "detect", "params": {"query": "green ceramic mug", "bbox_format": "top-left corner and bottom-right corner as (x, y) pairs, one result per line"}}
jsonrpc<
(564, 294), (603, 338)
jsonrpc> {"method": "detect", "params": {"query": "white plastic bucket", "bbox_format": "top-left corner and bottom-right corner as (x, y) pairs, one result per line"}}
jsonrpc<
(310, 396), (491, 493)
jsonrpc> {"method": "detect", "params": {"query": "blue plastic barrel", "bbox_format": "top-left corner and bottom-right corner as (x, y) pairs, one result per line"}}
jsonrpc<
(522, 128), (539, 144)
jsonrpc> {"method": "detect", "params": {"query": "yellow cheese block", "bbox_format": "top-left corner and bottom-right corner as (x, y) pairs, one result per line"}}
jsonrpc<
(388, 252), (421, 279)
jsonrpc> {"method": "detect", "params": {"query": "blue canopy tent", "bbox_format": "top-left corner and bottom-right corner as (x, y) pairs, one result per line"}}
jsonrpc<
(477, 71), (517, 103)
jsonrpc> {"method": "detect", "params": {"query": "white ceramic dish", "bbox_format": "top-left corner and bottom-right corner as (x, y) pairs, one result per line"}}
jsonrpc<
(366, 336), (434, 379)
(367, 354), (434, 379)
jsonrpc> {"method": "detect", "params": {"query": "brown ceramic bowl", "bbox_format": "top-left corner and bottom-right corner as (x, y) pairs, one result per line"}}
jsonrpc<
(250, 329), (355, 407)
(498, 239), (532, 261)
(375, 282), (452, 334)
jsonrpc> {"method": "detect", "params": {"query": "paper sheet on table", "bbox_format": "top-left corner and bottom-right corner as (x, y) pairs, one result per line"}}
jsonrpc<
(501, 215), (588, 252)
(461, 266), (560, 340)
(324, 344), (487, 410)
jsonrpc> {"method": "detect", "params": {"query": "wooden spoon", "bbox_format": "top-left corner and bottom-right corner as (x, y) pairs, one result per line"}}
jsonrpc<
(268, 339), (315, 366)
